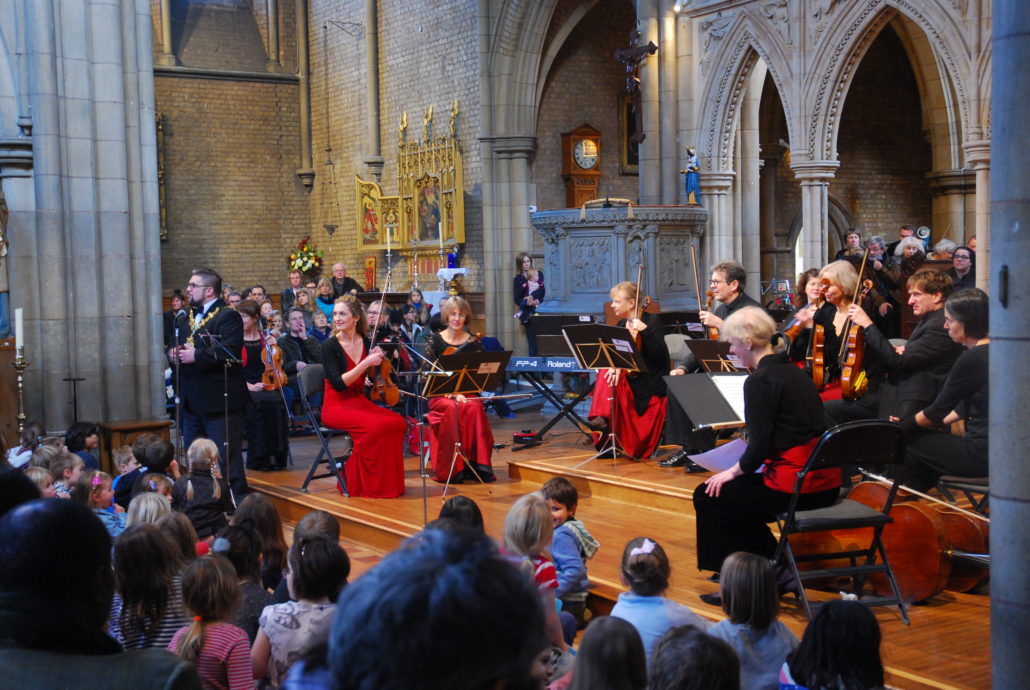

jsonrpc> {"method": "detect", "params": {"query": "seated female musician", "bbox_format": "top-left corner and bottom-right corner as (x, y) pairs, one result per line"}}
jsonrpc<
(898, 288), (989, 491)
(237, 300), (290, 471)
(425, 297), (496, 483)
(788, 261), (884, 421)
(320, 295), (406, 498)
(693, 307), (840, 585)
(586, 281), (669, 460)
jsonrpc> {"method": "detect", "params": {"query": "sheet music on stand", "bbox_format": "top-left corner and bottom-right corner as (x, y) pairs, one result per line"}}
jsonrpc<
(561, 324), (647, 373)
(421, 351), (512, 398)
(664, 371), (748, 431)
(683, 339), (750, 374)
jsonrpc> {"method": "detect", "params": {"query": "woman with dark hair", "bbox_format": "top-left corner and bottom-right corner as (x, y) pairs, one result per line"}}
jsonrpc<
(513, 252), (545, 355)
(64, 421), (100, 470)
(946, 245), (976, 292)
(898, 288), (989, 490)
(214, 521), (273, 644)
(438, 495), (485, 533)
(232, 493), (288, 592)
(108, 524), (190, 650)
(780, 600), (884, 690)
(650, 625), (740, 690)
(320, 295), (406, 498)
(237, 299), (290, 472)
(566, 616), (647, 690)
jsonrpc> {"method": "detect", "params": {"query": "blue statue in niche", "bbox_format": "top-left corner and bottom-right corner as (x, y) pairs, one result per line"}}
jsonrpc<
(681, 145), (701, 206)
(447, 245), (460, 269)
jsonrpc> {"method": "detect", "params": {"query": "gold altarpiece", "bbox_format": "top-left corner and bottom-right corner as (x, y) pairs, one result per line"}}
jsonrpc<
(354, 102), (464, 282)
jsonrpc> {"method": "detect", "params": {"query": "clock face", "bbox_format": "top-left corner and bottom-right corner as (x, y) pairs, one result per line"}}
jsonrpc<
(573, 138), (599, 170)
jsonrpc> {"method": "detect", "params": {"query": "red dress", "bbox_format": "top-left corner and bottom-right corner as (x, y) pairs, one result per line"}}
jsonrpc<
(320, 337), (405, 498)
(426, 333), (495, 482)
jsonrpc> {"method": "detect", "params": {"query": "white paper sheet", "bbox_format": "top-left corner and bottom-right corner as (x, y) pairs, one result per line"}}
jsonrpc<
(710, 373), (748, 421)
(686, 438), (759, 473)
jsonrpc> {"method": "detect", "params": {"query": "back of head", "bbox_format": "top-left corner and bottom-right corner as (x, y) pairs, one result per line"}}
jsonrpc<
(567, 616), (647, 690)
(214, 521), (264, 582)
(329, 528), (548, 690)
(503, 493), (552, 558)
(145, 439), (176, 474)
(131, 432), (161, 465)
(234, 493), (287, 572)
(719, 552), (779, 630)
(126, 491), (172, 527)
(787, 600), (883, 690)
(650, 625), (740, 690)
(288, 534), (350, 602)
(621, 537), (671, 597)
(29, 444), (60, 470)
(0, 499), (114, 633)
(295, 509), (341, 542)
(156, 511), (200, 566)
(438, 495), (485, 533)
(0, 467), (41, 518)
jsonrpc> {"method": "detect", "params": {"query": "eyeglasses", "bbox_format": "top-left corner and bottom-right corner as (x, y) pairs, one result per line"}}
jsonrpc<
(954, 255), (971, 261)
(710, 279), (726, 285)
(187, 282), (210, 290)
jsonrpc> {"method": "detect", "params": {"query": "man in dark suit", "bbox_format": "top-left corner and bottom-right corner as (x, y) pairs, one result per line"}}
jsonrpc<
(280, 269), (304, 310)
(836, 268), (964, 422)
(277, 307), (322, 410)
(662, 260), (762, 469)
(169, 267), (249, 501)
(330, 262), (363, 298)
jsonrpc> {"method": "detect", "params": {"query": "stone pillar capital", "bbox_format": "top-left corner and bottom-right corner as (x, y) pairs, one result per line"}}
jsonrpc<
(480, 135), (536, 159)
(927, 168), (975, 196)
(965, 140), (991, 169)
(790, 159), (840, 181)
(700, 171), (735, 192)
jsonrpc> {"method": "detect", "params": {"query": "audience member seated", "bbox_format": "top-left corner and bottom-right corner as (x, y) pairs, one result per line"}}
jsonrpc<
(108, 524), (191, 650)
(649, 625), (740, 690)
(780, 600), (884, 690)
(6, 420), (43, 468)
(21, 466), (55, 501)
(323, 528), (550, 690)
(0, 499), (200, 688)
(280, 269), (305, 310)
(307, 309), (331, 341)
(708, 552), (798, 690)
(564, 616), (647, 690)
(946, 245), (976, 292)
(611, 537), (708, 664)
(271, 509), (344, 604)
(0, 466), (41, 517)
(233, 493), (288, 592)
(406, 287), (432, 327)
(114, 432), (158, 509)
(330, 262), (363, 298)
(156, 512), (203, 566)
(314, 278), (335, 319)
(74, 469), (127, 538)
(437, 495), (485, 533)
(292, 287), (316, 330)
(252, 534), (349, 688)
(213, 522), (273, 644)
(171, 439), (231, 539)
(930, 238), (956, 261)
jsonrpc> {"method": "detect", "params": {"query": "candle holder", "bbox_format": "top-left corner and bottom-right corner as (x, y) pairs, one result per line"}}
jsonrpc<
(437, 245), (447, 292)
(412, 250), (420, 289)
(12, 346), (28, 434)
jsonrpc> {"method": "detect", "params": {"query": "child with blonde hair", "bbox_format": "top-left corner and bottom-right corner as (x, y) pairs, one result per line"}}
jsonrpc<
(167, 555), (251, 690)
(49, 451), (85, 499)
(141, 473), (175, 502)
(126, 491), (172, 526)
(173, 438), (231, 539)
(110, 445), (139, 496)
(23, 466), (57, 498)
(74, 470), (127, 537)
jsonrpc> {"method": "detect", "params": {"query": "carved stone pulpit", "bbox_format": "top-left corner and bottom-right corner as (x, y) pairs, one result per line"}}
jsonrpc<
(530, 206), (709, 314)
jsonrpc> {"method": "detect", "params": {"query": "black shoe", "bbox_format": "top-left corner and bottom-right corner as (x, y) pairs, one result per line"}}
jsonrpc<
(699, 592), (722, 606)
(683, 460), (707, 474)
(658, 449), (692, 468)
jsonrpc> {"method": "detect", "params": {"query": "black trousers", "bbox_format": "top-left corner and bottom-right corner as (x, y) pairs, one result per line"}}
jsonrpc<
(693, 473), (838, 572)
(182, 405), (248, 503)
(904, 431), (986, 492)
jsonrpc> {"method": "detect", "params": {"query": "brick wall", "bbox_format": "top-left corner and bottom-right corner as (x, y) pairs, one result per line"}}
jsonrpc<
(156, 75), (310, 294)
(533, 0), (639, 214)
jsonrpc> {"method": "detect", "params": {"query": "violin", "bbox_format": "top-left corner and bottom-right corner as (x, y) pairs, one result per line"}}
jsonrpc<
(840, 279), (874, 400)
(442, 331), (482, 356)
(703, 290), (719, 340)
(367, 320), (401, 408)
(807, 279), (831, 390)
(260, 337), (288, 391)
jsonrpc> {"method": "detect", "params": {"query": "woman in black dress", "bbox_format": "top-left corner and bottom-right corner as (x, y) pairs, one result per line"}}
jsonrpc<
(237, 300), (290, 471)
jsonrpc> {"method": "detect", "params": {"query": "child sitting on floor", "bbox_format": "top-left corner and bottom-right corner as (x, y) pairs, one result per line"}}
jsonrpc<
(49, 451), (85, 499)
(111, 445), (139, 495)
(74, 470), (127, 538)
(540, 477), (599, 625)
(168, 554), (252, 690)
(610, 537), (708, 664)
(23, 466), (56, 498)
(708, 552), (798, 690)
(172, 439), (231, 540)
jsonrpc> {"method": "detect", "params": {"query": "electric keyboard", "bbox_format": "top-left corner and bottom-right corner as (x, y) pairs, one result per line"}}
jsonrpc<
(506, 356), (590, 374)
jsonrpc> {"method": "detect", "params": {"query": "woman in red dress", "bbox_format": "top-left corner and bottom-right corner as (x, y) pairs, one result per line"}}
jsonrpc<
(425, 297), (495, 483)
(587, 281), (669, 459)
(320, 295), (405, 498)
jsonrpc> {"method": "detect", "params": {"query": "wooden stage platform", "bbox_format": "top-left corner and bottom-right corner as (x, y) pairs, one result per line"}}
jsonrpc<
(249, 411), (990, 690)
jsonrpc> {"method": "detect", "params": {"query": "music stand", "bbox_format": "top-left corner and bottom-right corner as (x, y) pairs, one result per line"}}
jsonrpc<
(561, 324), (645, 467)
(683, 339), (751, 373)
(664, 373), (747, 432)
(657, 311), (705, 338)
(422, 350), (511, 498)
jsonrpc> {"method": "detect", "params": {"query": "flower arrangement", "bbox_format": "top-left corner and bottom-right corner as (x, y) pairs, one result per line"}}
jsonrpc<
(288, 236), (324, 277)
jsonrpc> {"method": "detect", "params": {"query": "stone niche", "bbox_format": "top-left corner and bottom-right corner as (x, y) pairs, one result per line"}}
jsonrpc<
(531, 206), (709, 314)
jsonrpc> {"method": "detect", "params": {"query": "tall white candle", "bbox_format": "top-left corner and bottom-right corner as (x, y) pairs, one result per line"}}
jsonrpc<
(438, 222), (444, 252)
(14, 308), (23, 352)
(386, 225), (391, 253)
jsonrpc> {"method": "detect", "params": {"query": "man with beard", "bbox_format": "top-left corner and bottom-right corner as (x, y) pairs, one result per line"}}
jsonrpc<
(168, 268), (249, 501)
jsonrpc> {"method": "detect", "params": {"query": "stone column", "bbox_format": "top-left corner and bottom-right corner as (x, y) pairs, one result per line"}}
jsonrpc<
(362, 0), (383, 181)
(295, 0), (314, 189)
(266, 0), (281, 71)
(699, 172), (734, 270)
(658, 1), (678, 203)
(156, 0), (176, 66)
(758, 151), (781, 280)
(638, 0), (661, 205)
(739, 66), (763, 289)
(965, 140), (990, 289)
(927, 169), (975, 243)
(990, 1), (1029, 684)
(790, 160), (840, 270)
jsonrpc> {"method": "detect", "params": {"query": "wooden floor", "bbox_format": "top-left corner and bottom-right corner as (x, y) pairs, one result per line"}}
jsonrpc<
(250, 409), (990, 690)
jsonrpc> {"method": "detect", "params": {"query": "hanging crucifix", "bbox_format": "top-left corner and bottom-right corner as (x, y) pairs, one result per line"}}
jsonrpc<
(614, 30), (658, 145)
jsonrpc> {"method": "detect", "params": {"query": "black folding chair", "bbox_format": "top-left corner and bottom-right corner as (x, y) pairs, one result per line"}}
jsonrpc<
(936, 475), (989, 515)
(296, 364), (350, 495)
(772, 420), (910, 624)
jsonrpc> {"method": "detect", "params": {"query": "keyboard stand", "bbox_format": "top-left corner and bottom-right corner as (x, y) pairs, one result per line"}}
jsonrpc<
(510, 371), (593, 450)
